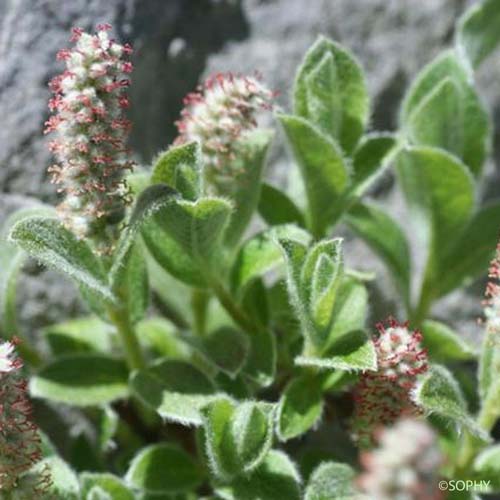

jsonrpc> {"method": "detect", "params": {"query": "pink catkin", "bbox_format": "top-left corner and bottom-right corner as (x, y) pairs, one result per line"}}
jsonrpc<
(0, 339), (50, 495)
(352, 318), (429, 448)
(484, 241), (500, 342)
(175, 72), (274, 192)
(357, 418), (444, 500)
(45, 25), (134, 253)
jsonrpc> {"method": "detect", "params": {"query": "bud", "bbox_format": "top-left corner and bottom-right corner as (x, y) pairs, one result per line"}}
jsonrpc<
(175, 72), (274, 192)
(352, 318), (428, 447)
(0, 339), (49, 495)
(358, 418), (443, 500)
(45, 24), (134, 254)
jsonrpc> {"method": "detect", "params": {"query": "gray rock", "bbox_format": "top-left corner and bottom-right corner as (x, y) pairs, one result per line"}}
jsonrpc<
(1, 0), (497, 337)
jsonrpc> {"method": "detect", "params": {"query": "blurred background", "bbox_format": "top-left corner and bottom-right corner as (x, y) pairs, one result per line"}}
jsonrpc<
(1, 0), (499, 343)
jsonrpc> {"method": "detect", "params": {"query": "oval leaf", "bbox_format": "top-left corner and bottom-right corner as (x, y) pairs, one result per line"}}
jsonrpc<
(130, 359), (218, 426)
(276, 375), (324, 441)
(201, 398), (275, 479)
(126, 444), (203, 494)
(30, 355), (129, 406)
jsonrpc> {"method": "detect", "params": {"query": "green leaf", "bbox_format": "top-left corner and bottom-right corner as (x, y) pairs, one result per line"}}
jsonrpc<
(125, 444), (203, 494)
(130, 359), (219, 426)
(349, 133), (396, 197)
(456, 0), (500, 70)
(43, 316), (115, 356)
(276, 375), (324, 441)
(396, 146), (474, 303)
(201, 398), (275, 480)
(136, 317), (191, 359)
(230, 224), (310, 295)
(258, 183), (306, 228)
(421, 320), (476, 362)
(400, 51), (490, 176)
(151, 141), (202, 201)
(414, 365), (489, 441)
(30, 354), (129, 406)
(142, 194), (232, 287)
(345, 202), (411, 305)
(215, 450), (302, 500)
(279, 238), (345, 354)
(294, 36), (369, 154)
(81, 473), (134, 500)
(296, 329), (377, 372)
(243, 326), (277, 388)
(478, 333), (500, 407)
(326, 277), (368, 345)
(184, 327), (250, 378)
(278, 114), (350, 237)
(8, 216), (114, 303)
(407, 78), (464, 158)
(98, 406), (119, 452)
(222, 129), (273, 247)
(0, 242), (25, 338)
(32, 456), (80, 499)
(474, 445), (500, 489)
(304, 462), (357, 500)
(434, 202), (500, 298)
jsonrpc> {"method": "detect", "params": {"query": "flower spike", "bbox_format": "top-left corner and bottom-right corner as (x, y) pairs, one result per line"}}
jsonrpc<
(352, 318), (429, 447)
(45, 25), (134, 253)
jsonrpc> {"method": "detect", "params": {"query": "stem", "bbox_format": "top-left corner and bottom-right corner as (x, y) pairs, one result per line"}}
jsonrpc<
(410, 286), (434, 327)
(455, 390), (500, 475)
(191, 288), (210, 336)
(108, 307), (145, 371)
(210, 279), (254, 333)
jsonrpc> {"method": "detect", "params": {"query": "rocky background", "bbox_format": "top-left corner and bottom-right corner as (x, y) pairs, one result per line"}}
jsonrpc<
(1, 0), (499, 341)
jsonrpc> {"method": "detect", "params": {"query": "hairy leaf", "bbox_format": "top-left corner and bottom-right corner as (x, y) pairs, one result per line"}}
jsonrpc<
(8, 216), (114, 303)
(222, 129), (273, 247)
(30, 355), (129, 406)
(456, 0), (500, 70)
(80, 473), (134, 500)
(305, 462), (357, 500)
(231, 224), (310, 295)
(215, 450), (302, 500)
(401, 51), (490, 176)
(201, 398), (275, 479)
(279, 114), (350, 237)
(151, 141), (202, 201)
(294, 35), (369, 154)
(415, 365), (489, 441)
(276, 375), (324, 441)
(434, 202), (500, 298)
(130, 359), (219, 426)
(125, 444), (203, 494)
(349, 132), (396, 197)
(142, 195), (232, 287)
(43, 316), (115, 356)
(421, 320), (476, 362)
(258, 182), (306, 228)
(346, 202), (410, 305)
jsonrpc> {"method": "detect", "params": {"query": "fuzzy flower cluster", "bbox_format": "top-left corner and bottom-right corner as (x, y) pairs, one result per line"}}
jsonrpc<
(352, 319), (428, 447)
(45, 24), (134, 253)
(175, 72), (274, 191)
(358, 418), (443, 500)
(0, 339), (49, 495)
(484, 241), (500, 342)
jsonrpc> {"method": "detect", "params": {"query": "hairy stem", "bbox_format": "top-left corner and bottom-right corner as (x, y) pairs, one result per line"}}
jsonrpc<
(191, 288), (210, 336)
(107, 307), (145, 371)
(210, 279), (254, 333)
